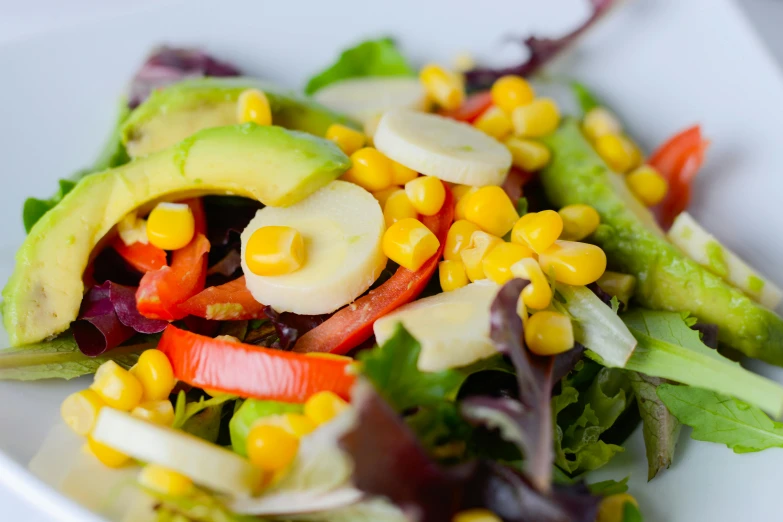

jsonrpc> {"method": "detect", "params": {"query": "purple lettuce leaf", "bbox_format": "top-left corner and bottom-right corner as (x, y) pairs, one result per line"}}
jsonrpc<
(464, 0), (616, 90)
(260, 306), (326, 350)
(692, 323), (719, 350)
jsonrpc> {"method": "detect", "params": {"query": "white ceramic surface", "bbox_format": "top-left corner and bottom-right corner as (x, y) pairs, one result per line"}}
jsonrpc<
(1, 0), (783, 520)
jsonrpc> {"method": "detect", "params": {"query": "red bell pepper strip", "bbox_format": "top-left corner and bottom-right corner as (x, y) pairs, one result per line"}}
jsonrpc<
(112, 239), (168, 273)
(648, 125), (709, 230)
(177, 276), (267, 320)
(439, 91), (493, 123)
(293, 184), (455, 355)
(158, 324), (355, 401)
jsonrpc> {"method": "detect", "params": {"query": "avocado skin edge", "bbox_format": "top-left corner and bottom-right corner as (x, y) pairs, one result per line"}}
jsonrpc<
(540, 119), (783, 365)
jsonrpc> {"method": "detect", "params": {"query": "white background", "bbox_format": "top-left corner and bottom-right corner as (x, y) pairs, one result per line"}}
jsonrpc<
(0, 0), (782, 520)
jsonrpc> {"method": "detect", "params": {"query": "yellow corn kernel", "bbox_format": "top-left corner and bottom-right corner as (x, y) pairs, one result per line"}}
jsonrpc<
(594, 133), (636, 173)
(453, 509), (502, 522)
(558, 204), (601, 241)
(247, 424), (299, 472)
(597, 493), (639, 522)
(132, 400), (175, 426)
(91, 360), (144, 412)
(538, 240), (607, 286)
(464, 186), (519, 237)
(305, 352), (353, 362)
(245, 225), (305, 276)
(491, 75), (535, 115)
(391, 160), (418, 185)
(444, 220), (482, 261)
(439, 260), (469, 292)
(61, 389), (105, 436)
(280, 413), (317, 438)
(626, 165), (668, 206)
(473, 106), (513, 140)
(87, 436), (130, 468)
(325, 123), (366, 156)
(596, 271), (637, 305)
(146, 202), (195, 251)
(373, 186), (402, 208)
(511, 257), (553, 310)
(460, 231), (503, 282)
(454, 186), (479, 221)
(304, 391), (349, 426)
(237, 89), (273, 126)
(344, 147), (394, 192)
(383, 218), (440, 271)
(511, 210), (563, 254)
(505, 137), (551, 172)
(130, 349), (176, 402)
(582, 107), (622, 142)
(420, 64), (465, 111)
(453, 52), (476, 73)
(482, 242), (534, 284)
(511, 98), (560, 138)
(383, 189), (419, 227)
(139, 464), (194, 496)
(405, 176), (446, 216)
(525, 311), (574, 356)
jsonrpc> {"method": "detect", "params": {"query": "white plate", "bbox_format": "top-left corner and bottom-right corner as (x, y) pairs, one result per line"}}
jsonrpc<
(1, 0), (782, 520)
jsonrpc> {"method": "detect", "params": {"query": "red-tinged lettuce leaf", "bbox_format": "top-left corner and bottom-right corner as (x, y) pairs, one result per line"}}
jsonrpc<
(692, 323), (719, 350)
(258, 306), (326, 350)
(464, 0), (617, 90)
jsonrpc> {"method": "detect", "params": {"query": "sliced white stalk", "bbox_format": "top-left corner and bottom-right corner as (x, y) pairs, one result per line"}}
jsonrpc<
(669, 212), (782, 309)
(91, 408), (262, 497)
(374, 109), (512, 186)
(313, 77), (428, 126)
(374, 281), (501, 372)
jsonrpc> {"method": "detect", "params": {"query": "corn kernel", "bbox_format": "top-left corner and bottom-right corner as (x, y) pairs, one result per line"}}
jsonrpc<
(139, 464), (194, 496)
(582, 107), (622, 142)
(505, 137), (551, 171)
(247, 424), (299, 472)
(325, 123), (366, 156)
(491, 75), (535, 115)
(420, 64), (465, 111)
(344, 148), (394, 192)
(87, 436), (130, 468)
(558, 204), (600, 241)
(280, 413), (317, 438)
(237, 89), (273, 126)
(130, 349), (175, 402)
(511, 98), (560, 138)
(511, 257), (552, 310)
(464, 186), (519, 237)
(626, 165), (668, 206)
(91, 360), (144, 412)
(597, 271), (637, 305)
(453, 52), (476, 73)
(304, 391), (349, 426)
(383, 189), (419, 227)
(595, 133), (636, 173)
(373, 186), (402, 208)
(444, 220), (482, 261)
(538, 240), (607, 286)
(132, 400), (175, 426)
(305, 352), (353, 362)
(525, 311), (574, 356)
(245, 225), (305, 276)
(460, 231), (503, 282)
(391, 160), (419, 185)
(146, 202), (195, 251)
(473, 106), (513, 140)
(405, 176), (446, 216)
(61, 389), (105, 436)
(452, 509), (502, 522)
(511, 210), (563, 254)
(383, 218), (440, 271)
(454, 186), (479, 221)
(482, 242), (534, 284)
(597, 493), (639, 522)
(439, 260), (469, 292)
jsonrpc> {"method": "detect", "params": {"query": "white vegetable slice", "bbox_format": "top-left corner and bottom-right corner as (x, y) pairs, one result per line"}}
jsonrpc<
(241, 180), (387, 315)
(313, 77), (428, 126)
(374, 281), (500, 372)
(91, 408), (262, 497)
(373, 109), (512, 186)
(668, 212), (782, 309)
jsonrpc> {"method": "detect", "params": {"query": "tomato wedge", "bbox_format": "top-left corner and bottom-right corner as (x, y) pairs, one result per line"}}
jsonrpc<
(112, 239), (167, 273)
(293, 184), (455, 355)
(439, 91), (493, 123)
(158, 325), (355, 401)
(177, 276), (266, 320)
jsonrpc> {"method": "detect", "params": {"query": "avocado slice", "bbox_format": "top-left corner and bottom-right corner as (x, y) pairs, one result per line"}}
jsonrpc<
(122, 77), (360, 158)
(3, 124), (350, 346)
(540, 119), (783, 364)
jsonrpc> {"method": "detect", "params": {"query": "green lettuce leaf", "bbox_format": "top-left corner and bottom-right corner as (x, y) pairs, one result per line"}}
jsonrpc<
(228, 399), (303, 456)
(657, 384), (783, 453)
(23, 179), (77, 233)
(588, 477), (629, 496)
(148, 488), (259, 522)
(623, 502), (644, 522)
(304, 37), (414, 95)
(571, 81), (601, 114)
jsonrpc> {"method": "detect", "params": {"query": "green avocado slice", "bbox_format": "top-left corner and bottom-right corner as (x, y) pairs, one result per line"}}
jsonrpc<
(540, 119), (783, 364)
(122, 77), (360, 158)
(3, 124), (350, 347)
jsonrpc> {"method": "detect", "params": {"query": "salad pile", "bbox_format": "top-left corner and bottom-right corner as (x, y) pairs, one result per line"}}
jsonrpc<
(3, 4), (783, 522)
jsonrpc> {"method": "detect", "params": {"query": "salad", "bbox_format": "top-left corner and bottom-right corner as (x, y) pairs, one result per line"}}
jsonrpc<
(3, 3), (783, 522)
